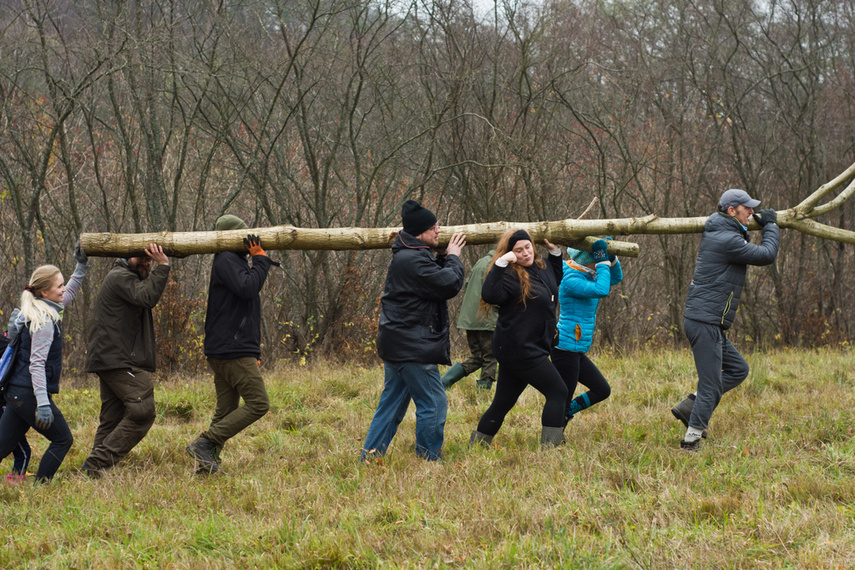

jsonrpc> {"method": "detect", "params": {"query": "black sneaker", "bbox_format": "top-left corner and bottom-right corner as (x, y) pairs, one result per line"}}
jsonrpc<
(186, 436), (219, 474)
(680, 439), (700, 452)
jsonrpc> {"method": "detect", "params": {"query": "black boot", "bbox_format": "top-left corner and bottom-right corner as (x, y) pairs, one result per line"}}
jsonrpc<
(186, 436), (220, 474)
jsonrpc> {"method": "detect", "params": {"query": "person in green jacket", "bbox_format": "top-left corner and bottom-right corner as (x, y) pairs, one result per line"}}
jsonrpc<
(441, 250), (498, 390)
(81, 244), (170, 477)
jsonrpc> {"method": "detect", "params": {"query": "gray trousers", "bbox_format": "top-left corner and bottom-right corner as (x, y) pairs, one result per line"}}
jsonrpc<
(683, 318), (750, 430)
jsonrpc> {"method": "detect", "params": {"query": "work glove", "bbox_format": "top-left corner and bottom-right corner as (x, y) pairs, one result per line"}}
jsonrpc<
(498, 251), (517, 265)
(35, 405), (54, 431)
(753, 209), (777, 227)
(73, 240), (88, 264)
(243, 234), (266, 257)
(590, 239), (609, 264)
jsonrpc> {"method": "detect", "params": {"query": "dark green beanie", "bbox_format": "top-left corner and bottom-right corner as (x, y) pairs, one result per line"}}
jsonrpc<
(215, 215), (248, 231)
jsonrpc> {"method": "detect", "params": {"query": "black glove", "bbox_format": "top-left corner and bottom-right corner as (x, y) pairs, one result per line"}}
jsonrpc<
(73, 240), (87, 264)
(243, 235), (265, 256)
(752, 209), (777, 227)
(590, 239), (609, 263)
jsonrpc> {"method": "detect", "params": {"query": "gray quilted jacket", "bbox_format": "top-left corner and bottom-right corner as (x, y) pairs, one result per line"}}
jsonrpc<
(683, 212), (779, 329)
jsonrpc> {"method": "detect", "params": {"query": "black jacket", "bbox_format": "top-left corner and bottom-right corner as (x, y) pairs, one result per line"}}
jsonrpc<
(376, 231), (465, 364)
(204, 251), (277, 359)
(482, 253), (563, 366)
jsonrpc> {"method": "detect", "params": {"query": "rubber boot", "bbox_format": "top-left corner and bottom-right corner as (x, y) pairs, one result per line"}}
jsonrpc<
(441, 362), (467, 389)
(540, 426), (565, 448)
(671, 394), (707, 439)
(469, 430), (493, 447)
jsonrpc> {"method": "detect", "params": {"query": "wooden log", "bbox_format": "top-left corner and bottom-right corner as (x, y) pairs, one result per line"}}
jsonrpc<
(79, 219), (643, 258)
(78, 159), (855, 259)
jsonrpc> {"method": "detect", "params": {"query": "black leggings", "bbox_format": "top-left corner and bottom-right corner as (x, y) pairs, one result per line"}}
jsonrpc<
(0, 386), (73, 482)
(476, 357), (568, 436)
(551, 348), (611, 415)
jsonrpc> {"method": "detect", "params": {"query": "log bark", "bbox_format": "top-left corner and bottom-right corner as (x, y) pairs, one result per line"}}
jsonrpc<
(79, 161), (855, 258)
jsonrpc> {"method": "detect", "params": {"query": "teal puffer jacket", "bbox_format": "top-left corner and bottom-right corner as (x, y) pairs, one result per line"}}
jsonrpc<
(556, 259), (623, 353)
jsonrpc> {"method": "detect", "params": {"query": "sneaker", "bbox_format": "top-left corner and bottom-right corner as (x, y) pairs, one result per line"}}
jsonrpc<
(186, 436), (219, 474)
(6, 473), (26, 483)
(671, 394), (707, 439)
(680, 439), (700, 452)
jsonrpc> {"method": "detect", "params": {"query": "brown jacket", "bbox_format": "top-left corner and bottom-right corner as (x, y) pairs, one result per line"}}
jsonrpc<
(85, 259), (170, 373)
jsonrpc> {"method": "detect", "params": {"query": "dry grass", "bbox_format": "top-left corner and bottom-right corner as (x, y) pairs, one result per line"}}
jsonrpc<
(2, 348), (855, 568)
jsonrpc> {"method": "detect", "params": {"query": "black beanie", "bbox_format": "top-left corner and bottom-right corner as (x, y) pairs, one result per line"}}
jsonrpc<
(401, 200), (437, 236)
(506, 229), (532, 250)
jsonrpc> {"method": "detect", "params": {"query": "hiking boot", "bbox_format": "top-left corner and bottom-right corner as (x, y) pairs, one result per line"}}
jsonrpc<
(196, 442), (224, 475)
(80, 459), (105, 479)
(186, 436), (219, 474)
(469, 430), (494, 447)
(441, 363), (467, 389)
(680, 439), (700, 452)
(540, 426), (566, 448)
(671, 394), (707, 438)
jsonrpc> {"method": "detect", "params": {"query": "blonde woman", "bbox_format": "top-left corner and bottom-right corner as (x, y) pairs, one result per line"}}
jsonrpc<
(0, 246), (88, 482)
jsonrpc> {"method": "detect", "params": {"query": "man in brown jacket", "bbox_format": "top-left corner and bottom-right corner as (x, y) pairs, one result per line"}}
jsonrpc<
(81, 244), (170, 477)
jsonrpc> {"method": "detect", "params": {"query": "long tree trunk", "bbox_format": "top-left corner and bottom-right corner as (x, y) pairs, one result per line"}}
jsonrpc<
(79, 162), (855, 258)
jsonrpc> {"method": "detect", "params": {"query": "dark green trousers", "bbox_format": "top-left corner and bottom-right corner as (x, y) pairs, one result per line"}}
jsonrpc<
(85, 368), (156, 469)
(202, 357), (270, 446)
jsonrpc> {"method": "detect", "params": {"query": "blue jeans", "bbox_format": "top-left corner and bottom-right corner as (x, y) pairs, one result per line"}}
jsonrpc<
(361, 362), (447, 461)
(0, 385), (73, 482)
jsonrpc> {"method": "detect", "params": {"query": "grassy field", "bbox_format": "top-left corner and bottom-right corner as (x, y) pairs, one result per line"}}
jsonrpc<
(2, 348), (855, 568)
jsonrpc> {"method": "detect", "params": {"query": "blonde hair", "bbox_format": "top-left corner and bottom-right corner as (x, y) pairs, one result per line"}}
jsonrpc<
(20, 265), (62, 333)
(478, 229), (546, 317)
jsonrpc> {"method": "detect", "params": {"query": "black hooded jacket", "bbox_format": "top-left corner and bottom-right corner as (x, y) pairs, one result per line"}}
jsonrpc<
(204, 251), (277, 359)
(376, 231), (465, 364)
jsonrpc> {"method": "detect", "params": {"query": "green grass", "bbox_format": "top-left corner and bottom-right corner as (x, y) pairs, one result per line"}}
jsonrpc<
(2, 348), (855, 568)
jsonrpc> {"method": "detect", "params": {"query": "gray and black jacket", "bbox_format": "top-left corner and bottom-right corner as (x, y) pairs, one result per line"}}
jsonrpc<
(683, 212), (779, 329)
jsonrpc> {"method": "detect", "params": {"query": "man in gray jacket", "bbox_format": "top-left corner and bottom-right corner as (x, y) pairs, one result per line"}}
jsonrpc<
(82, 244), (170, 476)
(671, 189), (779, 451)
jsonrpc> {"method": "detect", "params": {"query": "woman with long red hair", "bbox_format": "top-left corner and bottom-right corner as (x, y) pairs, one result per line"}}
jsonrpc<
(470, 229), (568, 447)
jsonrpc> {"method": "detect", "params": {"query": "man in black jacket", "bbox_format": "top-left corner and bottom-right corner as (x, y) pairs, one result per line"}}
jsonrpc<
(186, 215), (278, 473)
(361, 200), (466, 461)
(671, 189), (779, 451)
